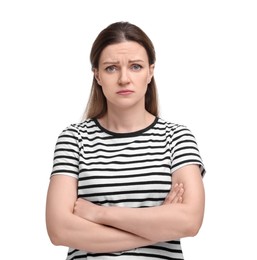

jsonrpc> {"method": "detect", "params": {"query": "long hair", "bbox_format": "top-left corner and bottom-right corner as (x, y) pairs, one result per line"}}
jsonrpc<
(83, 21), (159, 120)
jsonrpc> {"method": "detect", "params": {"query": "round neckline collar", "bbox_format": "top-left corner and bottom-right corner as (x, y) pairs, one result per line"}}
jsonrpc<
(93, 117), (158, 137)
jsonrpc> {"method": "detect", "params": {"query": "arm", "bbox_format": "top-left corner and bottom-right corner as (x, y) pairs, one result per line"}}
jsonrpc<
(45, 175), (154, 253)
(73, 164), (205, 242)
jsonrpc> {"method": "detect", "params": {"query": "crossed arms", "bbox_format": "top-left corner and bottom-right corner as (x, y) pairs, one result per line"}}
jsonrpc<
(45, 164), (205, 253)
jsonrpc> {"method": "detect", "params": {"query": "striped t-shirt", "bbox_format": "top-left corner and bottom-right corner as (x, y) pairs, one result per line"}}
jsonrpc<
(51, 117), (205, 260)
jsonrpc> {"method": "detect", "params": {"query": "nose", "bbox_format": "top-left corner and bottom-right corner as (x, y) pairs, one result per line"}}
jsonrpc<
(118, 68), (130, 85)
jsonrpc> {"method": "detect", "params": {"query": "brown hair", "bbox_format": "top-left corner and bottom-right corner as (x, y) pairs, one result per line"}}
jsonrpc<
(83, 21), (159, 120)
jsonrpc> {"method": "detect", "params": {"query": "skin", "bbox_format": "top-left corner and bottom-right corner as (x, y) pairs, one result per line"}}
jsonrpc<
(94, 41), (155, 132)
(46, 41), (205, 252)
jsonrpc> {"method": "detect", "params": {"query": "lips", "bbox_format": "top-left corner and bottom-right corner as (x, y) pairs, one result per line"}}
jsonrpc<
(116, 90), (134, 95)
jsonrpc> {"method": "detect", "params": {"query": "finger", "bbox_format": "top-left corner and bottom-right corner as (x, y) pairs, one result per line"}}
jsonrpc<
(169, 183), (179, 201)
(167, 183), (180, 202)
(172, 190), (182, 203)
(172, 183), (183, 199)
(163, 183), (181, 204)
(174, 187), (184, 203)
(166, 183), (184, 204)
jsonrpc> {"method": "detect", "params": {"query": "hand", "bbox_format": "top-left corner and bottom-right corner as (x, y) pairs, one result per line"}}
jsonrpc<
(73, 198), (101, 223)
(162, 183), (184, 205)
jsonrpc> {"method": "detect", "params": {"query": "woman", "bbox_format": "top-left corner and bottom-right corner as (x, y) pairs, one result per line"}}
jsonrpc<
(46, 21), (206, 259)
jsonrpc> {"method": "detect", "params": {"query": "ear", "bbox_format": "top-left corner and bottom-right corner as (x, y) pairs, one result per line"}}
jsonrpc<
(148, 64), (155, 84)
(94, 69), (101, 85)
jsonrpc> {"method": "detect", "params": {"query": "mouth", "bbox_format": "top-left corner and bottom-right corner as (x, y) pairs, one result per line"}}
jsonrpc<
(116, 90), (134, 95)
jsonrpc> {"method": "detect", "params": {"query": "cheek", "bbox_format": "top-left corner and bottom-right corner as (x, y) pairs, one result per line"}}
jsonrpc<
(132, 72), (148, 83)
(100, 74), (117, 86)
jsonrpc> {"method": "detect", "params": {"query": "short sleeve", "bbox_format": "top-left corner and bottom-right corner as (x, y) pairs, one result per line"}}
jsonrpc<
(170, 125), (206, 177)
(51, 125), (81, 179)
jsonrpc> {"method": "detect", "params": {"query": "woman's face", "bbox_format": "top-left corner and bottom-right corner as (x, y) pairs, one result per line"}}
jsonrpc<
(94, 41), (154, 112)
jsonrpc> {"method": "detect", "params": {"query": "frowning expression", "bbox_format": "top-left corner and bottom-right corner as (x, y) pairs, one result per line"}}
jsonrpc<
(94, 41), (154, 111)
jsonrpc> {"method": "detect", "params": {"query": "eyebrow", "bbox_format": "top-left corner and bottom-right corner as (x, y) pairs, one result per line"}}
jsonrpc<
(102, 59), (145, 65)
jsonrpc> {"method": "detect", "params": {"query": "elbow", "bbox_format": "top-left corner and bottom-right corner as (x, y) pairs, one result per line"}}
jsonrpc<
(186, 223), (201, 237)
(49, 236), (60, 246)
(46, 222), (66, 246)
(184, 216), (203, 237)
(47, 228), (63, 246)
(182, 203), (205, 238)
(46, 213), (72, 247)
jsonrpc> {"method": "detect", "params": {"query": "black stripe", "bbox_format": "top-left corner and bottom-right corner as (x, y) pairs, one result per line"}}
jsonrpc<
(79, 189), (170, 197)
(79, 156), (171, 166)
(79, 180), (171, 190)
(173, 152), (201, 161)
(79, 164), (171, 172)
(54, 148), (79, 155)
(79, 172), (170, 181)
(172, 159), (203, 170)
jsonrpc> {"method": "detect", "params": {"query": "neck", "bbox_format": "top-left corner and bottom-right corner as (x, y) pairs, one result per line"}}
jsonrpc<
(99, 108), (155, 133)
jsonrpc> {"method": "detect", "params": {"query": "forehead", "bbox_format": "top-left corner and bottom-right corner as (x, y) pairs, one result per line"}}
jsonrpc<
(100, 41), (148, 61)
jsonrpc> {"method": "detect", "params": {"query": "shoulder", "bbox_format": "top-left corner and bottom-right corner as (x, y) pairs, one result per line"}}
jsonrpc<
(156, 117), (192, 136)
(156, 118), (199, 149)
(60, 118), (96, 135)
(55, 119), (98, 145)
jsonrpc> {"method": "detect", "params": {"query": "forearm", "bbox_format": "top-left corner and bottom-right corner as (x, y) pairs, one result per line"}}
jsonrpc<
(93, 165), (205, 242)
(48, 212), (154, 253)
(72, 166), (205, 243)
(73, 183), (191, 243)
(46, 176), (154, 253)
(97, 203), (197, 242)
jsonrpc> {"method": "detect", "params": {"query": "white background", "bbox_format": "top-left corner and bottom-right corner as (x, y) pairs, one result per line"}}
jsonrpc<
(1, 0), (256, 259)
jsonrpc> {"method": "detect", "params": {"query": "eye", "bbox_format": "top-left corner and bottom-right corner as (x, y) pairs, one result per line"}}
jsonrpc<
(105, 65), (117, 73)
(131, 64), (142, 71)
